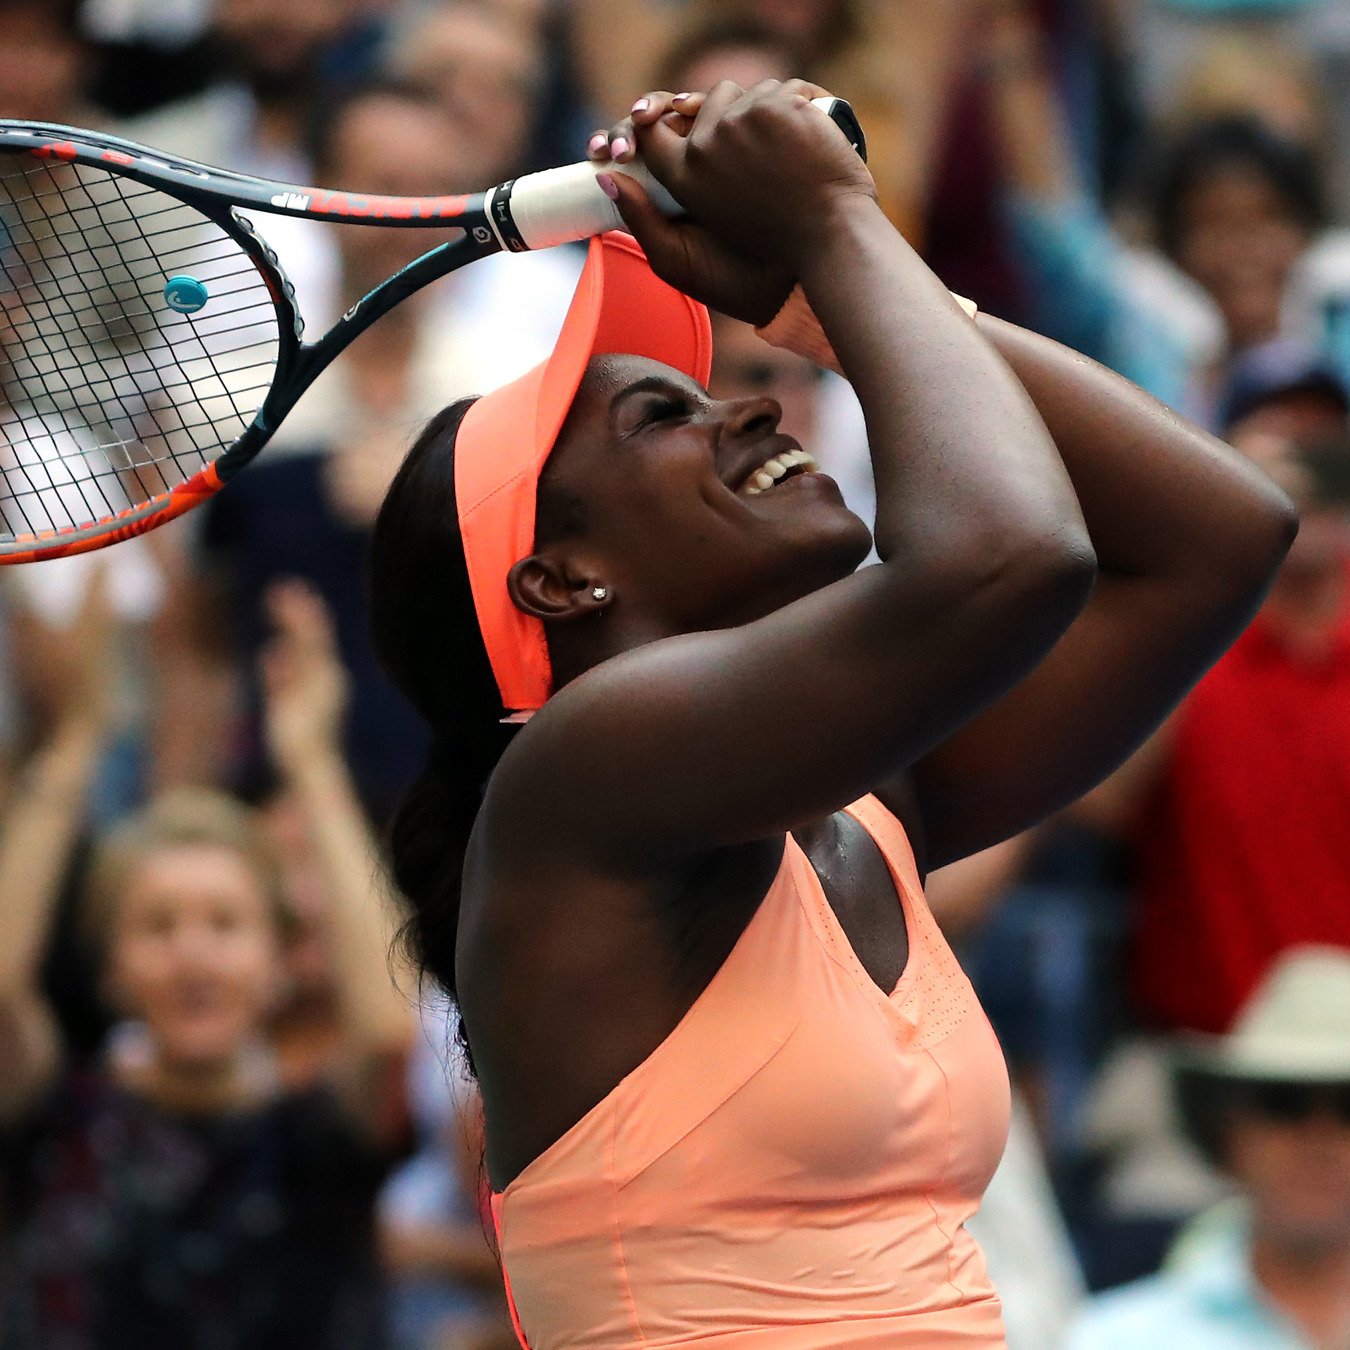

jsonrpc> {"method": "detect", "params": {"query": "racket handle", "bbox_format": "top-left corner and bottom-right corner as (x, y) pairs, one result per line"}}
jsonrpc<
(494, 96), (866, 253)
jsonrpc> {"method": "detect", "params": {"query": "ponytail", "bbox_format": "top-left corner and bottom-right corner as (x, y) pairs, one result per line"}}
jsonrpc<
(369, 399), (518, 1068)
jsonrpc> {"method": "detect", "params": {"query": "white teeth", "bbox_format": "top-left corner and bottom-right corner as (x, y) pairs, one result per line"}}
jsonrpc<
(741, 449), (818, 496)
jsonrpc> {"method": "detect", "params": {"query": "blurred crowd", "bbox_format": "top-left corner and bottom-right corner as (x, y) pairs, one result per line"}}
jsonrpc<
(2, 1), (1350, 1348)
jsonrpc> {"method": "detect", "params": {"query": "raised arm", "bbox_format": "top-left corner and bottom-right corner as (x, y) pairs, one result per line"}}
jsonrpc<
(259, 581), (413, 1127)
(0, 583), (113, 1120)
(735, 177), (1295, 866)
(907, 319), (1295, 865)
(495, 82), (1096, 864)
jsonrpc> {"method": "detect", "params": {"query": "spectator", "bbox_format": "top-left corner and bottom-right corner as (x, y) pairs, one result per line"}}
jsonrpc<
(1049, 342), (1350, 1288)
(1079, 342), (1350, 1041)
(1153, 118), (1325, 358)
(981, 0), (1221, 414)
(0, 574), (413, 1350)
(193, 83), (581, 820)
(569, 0), (976, 240)
(1068, 947), (1350, 1350)
(655, 18), (795, 94)
(81, 0), (218, 119)
(1160, 32), (1327, 151)
(981, 0), (1350, 427)
(384, 3), (547, 188)
(257, 578), (417, 1095)
(122, 0), (370, 181)
(708, 312), (824, 450)
(116, 0), (381, 358)
(1122, 0), (1324, 132)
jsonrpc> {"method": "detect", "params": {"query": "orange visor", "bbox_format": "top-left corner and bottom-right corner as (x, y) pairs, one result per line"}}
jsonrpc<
(455, 232), (713, 716)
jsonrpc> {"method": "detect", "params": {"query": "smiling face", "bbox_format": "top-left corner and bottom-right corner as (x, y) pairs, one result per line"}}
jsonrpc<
(108, 844), (285, 1071)
(1175, 165), (1311, 349)
(518, 354), (872, 647)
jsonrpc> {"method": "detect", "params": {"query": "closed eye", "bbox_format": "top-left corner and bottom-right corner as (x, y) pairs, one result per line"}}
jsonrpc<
(637, 395), (692, 429)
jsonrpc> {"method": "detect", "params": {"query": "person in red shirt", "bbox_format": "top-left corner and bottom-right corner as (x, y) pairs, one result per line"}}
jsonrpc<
(1082, 341), (1350, 1034)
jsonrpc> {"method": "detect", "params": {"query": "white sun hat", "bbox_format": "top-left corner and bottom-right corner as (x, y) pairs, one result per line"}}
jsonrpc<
(1177, 946), (1350, 1082)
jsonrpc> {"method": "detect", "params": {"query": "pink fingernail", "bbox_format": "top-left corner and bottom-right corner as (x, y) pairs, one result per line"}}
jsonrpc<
(632, 97), (650, 113)
(674, 92), (692, 102)
(611, 137), (631, 158)
(597, 172), (619, 201)
(588, 133), (607, 152)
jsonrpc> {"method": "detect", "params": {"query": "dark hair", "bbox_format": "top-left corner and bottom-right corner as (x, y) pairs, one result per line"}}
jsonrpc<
(0, 0), (83, 37)
(371, 395), (592, 1075)
(1174, 1065), (1237, 1169)
(1154, 116), (1326, 258)
(657, 19), (794, 94)
(1175, 1066), (1350, 1169)
(369, 401), (513, 1049)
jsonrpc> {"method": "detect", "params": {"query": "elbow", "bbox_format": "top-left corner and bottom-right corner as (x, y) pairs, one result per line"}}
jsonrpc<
(1261, 488), (1301, 575)
(1217, 478), (1300, 598)
(932, 514), (1098, 636)
(1011, 521), (1099, 627)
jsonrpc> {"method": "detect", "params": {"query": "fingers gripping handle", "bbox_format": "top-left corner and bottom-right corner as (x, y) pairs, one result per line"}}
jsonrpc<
(492, 96), (865, 253)
(486, 160), (670, 252)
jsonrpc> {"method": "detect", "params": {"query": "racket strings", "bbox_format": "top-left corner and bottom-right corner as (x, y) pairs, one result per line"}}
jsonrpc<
(0, 157), (280, 538)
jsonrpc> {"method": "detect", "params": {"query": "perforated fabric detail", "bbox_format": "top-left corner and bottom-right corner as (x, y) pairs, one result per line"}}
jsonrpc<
(896, 929), (974, 1051)
(840, 797), (975, 1051)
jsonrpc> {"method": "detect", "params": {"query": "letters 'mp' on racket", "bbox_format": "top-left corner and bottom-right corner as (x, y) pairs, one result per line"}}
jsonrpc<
(0, 99), (864, 564)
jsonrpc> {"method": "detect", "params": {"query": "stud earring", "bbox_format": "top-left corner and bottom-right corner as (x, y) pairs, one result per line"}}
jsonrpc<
(592, 586), (608, 601)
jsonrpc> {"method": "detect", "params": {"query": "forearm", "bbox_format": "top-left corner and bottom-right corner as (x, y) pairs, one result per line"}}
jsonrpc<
(0, 716), (102, 994)
(796, 197), (1084, 563)
(978, 315), (1297, 582)
(288, 754), (412, 1051)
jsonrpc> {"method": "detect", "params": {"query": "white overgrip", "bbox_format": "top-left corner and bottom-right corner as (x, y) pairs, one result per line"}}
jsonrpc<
(503, 160), (682, 251)
(504, 97), (849, 251)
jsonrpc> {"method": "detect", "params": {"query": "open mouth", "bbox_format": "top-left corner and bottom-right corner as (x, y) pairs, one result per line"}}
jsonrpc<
(739, 448), (819, 497)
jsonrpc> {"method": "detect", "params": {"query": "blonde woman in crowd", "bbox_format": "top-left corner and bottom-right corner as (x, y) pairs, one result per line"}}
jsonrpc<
(0, 575), (413, 1350)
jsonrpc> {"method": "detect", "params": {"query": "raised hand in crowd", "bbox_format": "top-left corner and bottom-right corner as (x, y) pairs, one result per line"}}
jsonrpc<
(260, 577), (415, 1129)
(0, 571), (117, 1118)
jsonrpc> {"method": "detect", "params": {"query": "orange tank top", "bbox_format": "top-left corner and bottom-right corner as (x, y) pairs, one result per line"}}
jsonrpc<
(491, 795), (1012, 1350)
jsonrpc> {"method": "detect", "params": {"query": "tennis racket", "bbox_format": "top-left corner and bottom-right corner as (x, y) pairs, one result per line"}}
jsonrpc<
(0, 99), (864, 564)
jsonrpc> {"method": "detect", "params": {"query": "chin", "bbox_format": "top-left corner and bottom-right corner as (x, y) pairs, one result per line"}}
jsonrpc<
(788, 501), (874, 580)
(152, 1023), (252, 1070)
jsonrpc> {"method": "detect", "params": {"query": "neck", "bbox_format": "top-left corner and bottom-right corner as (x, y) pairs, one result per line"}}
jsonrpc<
(547, 609), (676, 693)
(114, 1038), (276, 1116)
(1261, 558), (1347, 659)
(342, 309), (419, 412)
(1252, 1230), (1350, 1350)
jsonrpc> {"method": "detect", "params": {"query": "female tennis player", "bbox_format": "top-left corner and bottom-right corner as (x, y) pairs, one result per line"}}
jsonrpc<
(369, 81), (1295, 1350)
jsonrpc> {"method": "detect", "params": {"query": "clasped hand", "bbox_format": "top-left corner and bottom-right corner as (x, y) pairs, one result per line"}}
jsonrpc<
(587, 80), (877, 327)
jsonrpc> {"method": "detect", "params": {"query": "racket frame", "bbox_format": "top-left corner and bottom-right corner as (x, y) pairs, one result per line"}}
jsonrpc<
(0, 121), (504, 561)
(0, 96), (865, 562)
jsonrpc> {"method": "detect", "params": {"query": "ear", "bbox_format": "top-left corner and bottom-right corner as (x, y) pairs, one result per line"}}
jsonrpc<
(507, 554), (611, 622)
